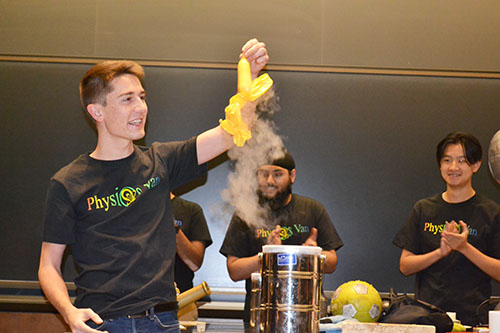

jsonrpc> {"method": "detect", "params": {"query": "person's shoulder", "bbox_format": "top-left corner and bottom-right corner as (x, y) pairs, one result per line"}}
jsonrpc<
(291, 194), (325, 209)
(137, 142), (169, 154)
(292, 194), (320, 203)
(413, 193), (442, 208)
(173, 196), (203, 211)
(146, 139), (198, 161)
(150, 139), (196, 150)
(473, 193), (500, 211)
(52, 153), (91, 181)
(229, 212), (250, 229)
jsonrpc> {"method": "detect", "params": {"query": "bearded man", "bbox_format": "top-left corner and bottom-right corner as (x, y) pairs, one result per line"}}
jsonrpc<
(219, 150), (343, 322)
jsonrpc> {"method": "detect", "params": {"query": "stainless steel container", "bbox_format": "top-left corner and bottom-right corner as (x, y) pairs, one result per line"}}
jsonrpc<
(250, 272), (262, 330)
(260, 245), (323, 333)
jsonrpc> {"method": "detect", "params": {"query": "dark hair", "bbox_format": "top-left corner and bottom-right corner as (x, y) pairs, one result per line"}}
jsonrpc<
(79, 60), (145, 108)
(271, 150), (295, 171)
(436, 131), (482, 165)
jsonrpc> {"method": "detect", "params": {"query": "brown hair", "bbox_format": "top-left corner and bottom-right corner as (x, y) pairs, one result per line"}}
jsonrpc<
(79, 60), (145, 108)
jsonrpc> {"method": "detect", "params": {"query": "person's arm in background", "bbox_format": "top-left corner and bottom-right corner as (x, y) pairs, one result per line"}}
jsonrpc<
(399, 222), (454, 276)
(176, 232), (206, 272)
(302, 227), (338, 274)
(173, 194), (211, 272)
(442, 220), (500, 282)
(39, 242), (106, 333)
(399, 248), (446, 276)
(227, 226), (339, 279)
(226, 225), (281, 281)
(226, 255), (261, 282)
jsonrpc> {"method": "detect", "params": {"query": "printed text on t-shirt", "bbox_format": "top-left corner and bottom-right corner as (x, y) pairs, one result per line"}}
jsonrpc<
(86, 176), (160, 211)
(423, 221), (478, 236)
(256, 224), (311, 241)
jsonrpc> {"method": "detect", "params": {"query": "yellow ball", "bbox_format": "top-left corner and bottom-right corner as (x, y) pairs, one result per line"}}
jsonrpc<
(330, 280), (383, 322)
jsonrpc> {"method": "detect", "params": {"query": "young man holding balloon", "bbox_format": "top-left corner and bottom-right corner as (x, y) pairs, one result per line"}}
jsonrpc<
(38, 39), (269, 333)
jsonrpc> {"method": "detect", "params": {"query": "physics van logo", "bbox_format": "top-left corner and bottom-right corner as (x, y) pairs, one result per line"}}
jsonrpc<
(86, 176), (160, 212)
(256, 224), (312, 241)
(423, 221), (477, 236)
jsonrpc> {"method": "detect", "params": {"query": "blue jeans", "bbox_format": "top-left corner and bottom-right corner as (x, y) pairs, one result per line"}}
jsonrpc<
(87, 309), (180, 333)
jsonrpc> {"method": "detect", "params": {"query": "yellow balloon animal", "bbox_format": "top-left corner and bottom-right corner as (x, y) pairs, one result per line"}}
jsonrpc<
(219, 57), (273, 147)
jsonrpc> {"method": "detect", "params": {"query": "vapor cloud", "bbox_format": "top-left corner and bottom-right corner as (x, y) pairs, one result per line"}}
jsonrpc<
(221, 89), (285, 229)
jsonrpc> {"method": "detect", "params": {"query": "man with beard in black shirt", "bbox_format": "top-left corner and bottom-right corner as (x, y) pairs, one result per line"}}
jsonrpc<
(219, 151), (343, 322)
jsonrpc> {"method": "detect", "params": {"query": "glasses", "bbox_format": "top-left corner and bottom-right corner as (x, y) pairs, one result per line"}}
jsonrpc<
(257, 169), (288, 180)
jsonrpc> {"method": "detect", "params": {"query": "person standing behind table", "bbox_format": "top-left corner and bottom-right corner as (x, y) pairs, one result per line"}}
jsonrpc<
(37, 38), (269, 333)
(171, 193), (213, 292)
(393, 131), (500, 327)
(171, 193), (212, 320)
(219, 150), (343, 323)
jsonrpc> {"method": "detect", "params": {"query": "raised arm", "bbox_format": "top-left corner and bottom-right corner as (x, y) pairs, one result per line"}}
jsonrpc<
(196, 38), (269, 165)
(242, 38), (269, 80)
(38, 242), (105, 333)
(196, 126), (234, 165)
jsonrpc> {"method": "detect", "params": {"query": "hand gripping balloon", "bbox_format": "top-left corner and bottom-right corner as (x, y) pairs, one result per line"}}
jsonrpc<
(219, 56), (273, 147)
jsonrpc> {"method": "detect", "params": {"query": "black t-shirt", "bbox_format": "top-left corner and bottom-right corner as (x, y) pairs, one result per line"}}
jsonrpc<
(393, 193), (500, 326)
(219, 194), (343, 322)
(42, 139), (207, 320)
(171, 196), (213, 292)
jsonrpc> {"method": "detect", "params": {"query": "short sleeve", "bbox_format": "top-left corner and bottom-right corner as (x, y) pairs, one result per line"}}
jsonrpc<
(393, 204), (422, 254)
(187, 202), (213, 248)
(42, 180), (76, 244)
(487, 209), (500, 259)
(153, 139), (207, 191)
(315, 204), (343, 251)
(219, 215), (256, 258)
